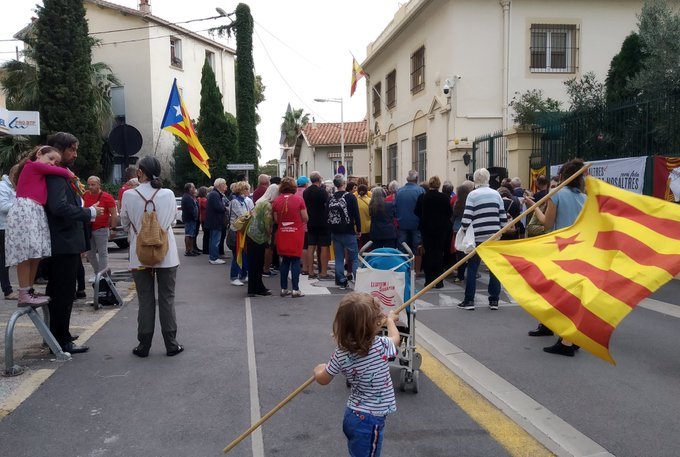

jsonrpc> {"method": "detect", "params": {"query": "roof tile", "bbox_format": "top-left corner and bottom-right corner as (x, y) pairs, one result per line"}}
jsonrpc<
(302, 121), (367, 146)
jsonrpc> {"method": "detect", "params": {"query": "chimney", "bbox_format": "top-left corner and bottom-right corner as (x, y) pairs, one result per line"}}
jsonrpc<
(139, 0), (151, 14)
(312, 117), (316, 129)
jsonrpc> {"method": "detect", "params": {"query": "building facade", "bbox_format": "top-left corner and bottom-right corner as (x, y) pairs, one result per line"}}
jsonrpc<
(363, 0), (643, 186)
(85, 0), (236, 181)
(291, 121), (369, 181)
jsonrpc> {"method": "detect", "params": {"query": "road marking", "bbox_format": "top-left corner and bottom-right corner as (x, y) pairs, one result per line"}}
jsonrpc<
(417, 322), (613, 457)
(639, 297), (680, 319)
(419, 348), (553, 457)
(245, 297), (265, 457)
(0, 369), (54, 419)
(296, 275), (330, 295)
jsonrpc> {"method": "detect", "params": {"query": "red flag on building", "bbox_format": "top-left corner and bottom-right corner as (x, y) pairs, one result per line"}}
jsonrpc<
(350, 57), (368, 97)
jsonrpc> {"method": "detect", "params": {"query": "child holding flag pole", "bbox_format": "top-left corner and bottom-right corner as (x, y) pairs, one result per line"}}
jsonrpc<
(222, 163), (593, 454)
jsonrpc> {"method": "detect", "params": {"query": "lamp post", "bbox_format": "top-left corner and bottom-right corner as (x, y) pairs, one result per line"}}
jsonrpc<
(314, 97), (344, 176)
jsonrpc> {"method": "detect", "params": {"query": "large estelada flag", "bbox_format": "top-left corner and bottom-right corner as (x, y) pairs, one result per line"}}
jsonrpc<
(350, 57), (367, 97)
(160, 79), (211, 177)
(477, 177), (680, 364)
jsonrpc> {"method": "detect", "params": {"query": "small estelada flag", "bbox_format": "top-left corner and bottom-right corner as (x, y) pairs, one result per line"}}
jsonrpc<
(477, 177), (680, 364)
(350, 57), (368, 97)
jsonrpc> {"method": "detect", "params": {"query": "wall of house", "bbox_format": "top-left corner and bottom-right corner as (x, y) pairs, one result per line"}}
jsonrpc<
(364, 0), (643, 186)
(86, 4), (236, 177)
(297, 142), (369, 181)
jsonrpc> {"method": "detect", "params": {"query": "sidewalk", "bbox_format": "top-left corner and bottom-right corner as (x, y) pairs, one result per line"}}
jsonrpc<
(0, 244), (135, 416)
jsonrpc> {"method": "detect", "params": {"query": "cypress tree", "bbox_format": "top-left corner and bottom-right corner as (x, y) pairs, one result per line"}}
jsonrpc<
(35, 0), (102, 176)
(233, 4), (257, 176)
(605, 33), (647, 104)
(198, 59), (237, 182)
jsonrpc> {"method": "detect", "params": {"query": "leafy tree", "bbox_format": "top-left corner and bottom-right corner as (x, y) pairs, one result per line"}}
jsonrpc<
(212, 3), (258, 180)
(508, 89), (562, 128)
(173, 138), (205, 188)
(605, 32), (647, 104)
(259, 158), (279, 178)
(630, 0), (680, 97)
(280, 107), (310, 146)
(35, 0), (102, 177)
(564, 71), (606, 113)
(197, 58), (236, 183)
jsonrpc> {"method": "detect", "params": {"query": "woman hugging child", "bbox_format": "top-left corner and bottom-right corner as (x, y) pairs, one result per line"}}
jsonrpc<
(5, 145), (76, 306)
(314, 292), (401, 457)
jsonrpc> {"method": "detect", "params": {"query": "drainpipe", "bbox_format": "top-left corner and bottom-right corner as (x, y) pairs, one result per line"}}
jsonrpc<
(500, 0), (511, 129)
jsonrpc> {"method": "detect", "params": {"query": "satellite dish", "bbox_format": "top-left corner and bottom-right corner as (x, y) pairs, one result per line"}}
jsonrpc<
(109, 124), (142, 158)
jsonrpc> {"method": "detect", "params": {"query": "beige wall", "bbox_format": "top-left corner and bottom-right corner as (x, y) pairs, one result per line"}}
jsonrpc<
(86, 5), (236, 174)
(298, 142), (369, 181)
(364, 0), (643, 186)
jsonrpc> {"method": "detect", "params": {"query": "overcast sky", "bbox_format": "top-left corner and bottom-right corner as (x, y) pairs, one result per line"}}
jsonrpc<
(1, 0), (401, 165)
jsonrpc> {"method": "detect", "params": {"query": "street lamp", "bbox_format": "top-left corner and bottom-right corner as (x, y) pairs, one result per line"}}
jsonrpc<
(314, 97), (345, 176)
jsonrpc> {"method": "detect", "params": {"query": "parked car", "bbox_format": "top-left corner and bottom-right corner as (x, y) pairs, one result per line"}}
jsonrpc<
(175, 197), (183, 225)
(109, 226), (129, 249)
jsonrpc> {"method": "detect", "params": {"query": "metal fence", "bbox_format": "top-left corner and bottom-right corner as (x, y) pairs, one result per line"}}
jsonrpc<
(472, 130), (507, 171)
(530, 93), (680, 172)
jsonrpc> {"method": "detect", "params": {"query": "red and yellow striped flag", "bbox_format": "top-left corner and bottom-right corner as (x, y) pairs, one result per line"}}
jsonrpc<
(477, 177), (680, 364)
(350, 57), (367, 97)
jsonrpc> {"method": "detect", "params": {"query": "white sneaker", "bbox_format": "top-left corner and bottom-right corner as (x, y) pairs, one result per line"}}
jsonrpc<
(241, 276), (248, 283)
(88, 276), (96, 283)
(209, 259), (226, 265)
(231, 279), (244, 286)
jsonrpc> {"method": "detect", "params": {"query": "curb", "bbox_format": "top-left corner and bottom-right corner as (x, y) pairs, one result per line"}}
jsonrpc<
(416, 321), (613, 457)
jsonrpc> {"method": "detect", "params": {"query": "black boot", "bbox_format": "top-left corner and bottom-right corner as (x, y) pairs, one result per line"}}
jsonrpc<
(132, 333), (153, 358)
(162, 331), (184, 357)
(528, 323), (554, 337)
(543, 338), (575, 357)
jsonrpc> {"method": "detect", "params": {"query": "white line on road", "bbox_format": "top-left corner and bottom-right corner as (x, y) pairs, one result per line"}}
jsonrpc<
(245, 297), (265, 457)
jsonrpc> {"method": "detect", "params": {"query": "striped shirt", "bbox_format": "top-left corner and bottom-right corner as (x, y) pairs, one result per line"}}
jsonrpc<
(461, 186), (507, 243)
(326, 336), (397, 416)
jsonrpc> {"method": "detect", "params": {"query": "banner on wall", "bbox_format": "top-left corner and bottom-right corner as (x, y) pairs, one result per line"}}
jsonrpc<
(652, 156), (680, 203)
(0, 108), (41, 136)
(550, 157), (646, 194)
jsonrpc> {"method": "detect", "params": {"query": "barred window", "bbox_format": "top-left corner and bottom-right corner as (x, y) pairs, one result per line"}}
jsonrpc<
(388, 143), (398, 183)
(386, 70), (396, 108)
(170, 37), (183, 68)
(412, 134), (427, 180)
(530, 24), (578, 73)
(410, 46), (425, 93)
(372, 82), (382, 117)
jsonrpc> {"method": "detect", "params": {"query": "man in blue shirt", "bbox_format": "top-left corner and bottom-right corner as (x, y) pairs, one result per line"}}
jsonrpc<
(394, 170), (425, 256)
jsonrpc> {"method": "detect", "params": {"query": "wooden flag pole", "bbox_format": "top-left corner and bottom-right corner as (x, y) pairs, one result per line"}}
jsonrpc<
(223, 163), (591, 454)
(391, 162), (592, 316)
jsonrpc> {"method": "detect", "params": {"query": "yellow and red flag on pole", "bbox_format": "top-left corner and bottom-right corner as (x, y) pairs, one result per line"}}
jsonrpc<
(477, 177), (680, 364)
(160, 79), (211, 177)
(350, 57), (368, 97)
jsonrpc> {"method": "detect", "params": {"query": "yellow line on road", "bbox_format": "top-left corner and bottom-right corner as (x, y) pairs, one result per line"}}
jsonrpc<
(419, 348), (554, 457)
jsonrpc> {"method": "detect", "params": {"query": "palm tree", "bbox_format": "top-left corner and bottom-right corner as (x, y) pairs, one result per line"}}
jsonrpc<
(280, 107), (310, 146)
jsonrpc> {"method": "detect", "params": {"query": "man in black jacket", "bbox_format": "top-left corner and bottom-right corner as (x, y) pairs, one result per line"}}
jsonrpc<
(205, 178), (227, 264)
(181, 182), (199, 256)
(45, 132), (102, 354)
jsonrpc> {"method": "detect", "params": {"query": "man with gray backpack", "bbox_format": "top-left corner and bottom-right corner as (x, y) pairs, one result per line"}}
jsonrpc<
(327, 174), (361, 289)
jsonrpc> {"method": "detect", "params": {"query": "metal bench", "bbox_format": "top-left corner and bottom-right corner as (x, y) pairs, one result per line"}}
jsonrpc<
(4, 305), (71, 377)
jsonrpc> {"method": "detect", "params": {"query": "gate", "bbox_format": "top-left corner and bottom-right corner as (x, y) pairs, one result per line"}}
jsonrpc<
(472, 130), (507, 171)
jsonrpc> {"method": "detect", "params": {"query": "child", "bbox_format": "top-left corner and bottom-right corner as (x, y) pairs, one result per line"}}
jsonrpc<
(5, 145), (77, 306)
(314, 292), (401, 457)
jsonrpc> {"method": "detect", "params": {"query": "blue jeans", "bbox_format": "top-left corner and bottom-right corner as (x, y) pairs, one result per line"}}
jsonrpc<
(343, 408), (385, 457)
(332, 233), (358, 285)
(209, 229), (222, 261)
(279, 256), (300, 291)
(231, 253), (248, 281)
(397, 229), (421, 253)
(464, 252), (501, 303)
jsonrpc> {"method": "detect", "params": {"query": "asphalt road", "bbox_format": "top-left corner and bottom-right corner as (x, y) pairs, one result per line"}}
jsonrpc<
(1, 235), (680, 456)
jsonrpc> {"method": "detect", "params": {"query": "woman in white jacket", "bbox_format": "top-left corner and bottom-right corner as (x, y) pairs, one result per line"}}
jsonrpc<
(0, 168), (17, 299)
(120, 156), (183, 358)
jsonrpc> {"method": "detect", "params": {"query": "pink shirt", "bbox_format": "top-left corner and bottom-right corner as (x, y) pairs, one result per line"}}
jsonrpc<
(16, 161), (72, 205)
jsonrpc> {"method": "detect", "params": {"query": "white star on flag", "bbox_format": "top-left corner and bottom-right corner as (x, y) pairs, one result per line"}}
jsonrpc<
(173, 105), (182, 118)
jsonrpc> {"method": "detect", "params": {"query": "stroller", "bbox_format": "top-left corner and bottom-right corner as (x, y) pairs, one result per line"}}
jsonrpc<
(354, 242), (421, 393)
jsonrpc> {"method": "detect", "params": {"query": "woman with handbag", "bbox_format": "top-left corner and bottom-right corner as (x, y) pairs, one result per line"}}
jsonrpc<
(272, 177), (308, 298)
(228, 181), (254, 286)
(246, 184), (278, 296)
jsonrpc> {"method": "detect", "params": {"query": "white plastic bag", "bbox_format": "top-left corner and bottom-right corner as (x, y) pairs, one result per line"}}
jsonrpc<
(354, 268), (409, 326)
(455, 225), (476, 254)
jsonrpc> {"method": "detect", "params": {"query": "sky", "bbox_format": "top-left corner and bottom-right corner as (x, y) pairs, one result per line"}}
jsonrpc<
(1, 0), (402, 165)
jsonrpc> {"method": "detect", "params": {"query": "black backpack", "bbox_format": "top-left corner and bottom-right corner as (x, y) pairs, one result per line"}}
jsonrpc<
(327, 192), (351, 229)
(93, 278), (120, 307)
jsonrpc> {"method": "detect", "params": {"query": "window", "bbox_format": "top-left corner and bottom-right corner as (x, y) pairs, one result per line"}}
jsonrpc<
(372, 82), (382, 117)
(410, 46), (425, 93)
(413, 134), (426, 180)
(332, 159), (353, 176)
(170, 37), (183, 68)
(530, 24), (578, 73)
(386, 70), (396, 108)
(388, 143), (398, 183)
(205, 50), (215, 70)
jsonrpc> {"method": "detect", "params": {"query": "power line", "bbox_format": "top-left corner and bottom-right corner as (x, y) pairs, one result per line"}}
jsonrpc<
(97, 27), (220, 47)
